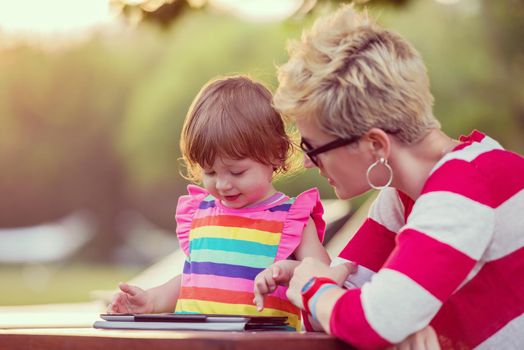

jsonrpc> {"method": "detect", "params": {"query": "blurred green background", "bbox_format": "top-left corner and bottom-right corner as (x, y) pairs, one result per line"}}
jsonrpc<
(0, 0), (523, 306)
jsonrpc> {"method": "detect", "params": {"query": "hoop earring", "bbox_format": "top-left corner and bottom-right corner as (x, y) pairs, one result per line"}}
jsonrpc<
(366, 157), (393, 190)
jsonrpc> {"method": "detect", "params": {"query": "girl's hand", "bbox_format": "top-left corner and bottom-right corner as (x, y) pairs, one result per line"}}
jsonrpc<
(286, 257), (356, 309)
(253, 260), (297, 311)
(389, 326), (441, 350)
(106, 283), (154, 314)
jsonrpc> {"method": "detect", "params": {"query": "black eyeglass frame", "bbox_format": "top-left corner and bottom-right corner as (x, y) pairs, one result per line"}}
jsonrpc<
(300, 136), (360, 167)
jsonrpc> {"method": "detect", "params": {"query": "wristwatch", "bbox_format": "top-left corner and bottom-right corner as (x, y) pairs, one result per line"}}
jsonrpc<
(300, 276), (337, 315)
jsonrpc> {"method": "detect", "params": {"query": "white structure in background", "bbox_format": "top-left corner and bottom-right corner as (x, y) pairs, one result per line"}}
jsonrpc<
(0, 211), (95, 263)
(114, 210), (179, 264)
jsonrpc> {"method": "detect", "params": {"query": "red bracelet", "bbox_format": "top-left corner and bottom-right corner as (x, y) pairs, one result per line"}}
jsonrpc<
(301, 277), (337, 315)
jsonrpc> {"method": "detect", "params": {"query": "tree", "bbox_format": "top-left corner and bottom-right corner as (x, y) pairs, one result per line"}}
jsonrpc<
(110, 0), (413, 28)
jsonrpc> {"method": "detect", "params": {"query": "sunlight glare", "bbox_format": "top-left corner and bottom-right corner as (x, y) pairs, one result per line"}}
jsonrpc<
(0, 0), (113, 35)
(209, 0), (304, 22)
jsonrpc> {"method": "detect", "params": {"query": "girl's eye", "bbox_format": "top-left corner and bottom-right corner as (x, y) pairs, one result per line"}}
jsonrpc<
(231, 171), (245, 176)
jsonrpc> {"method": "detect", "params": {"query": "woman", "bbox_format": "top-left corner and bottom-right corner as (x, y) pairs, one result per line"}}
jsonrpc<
(273, 5), (524, 349)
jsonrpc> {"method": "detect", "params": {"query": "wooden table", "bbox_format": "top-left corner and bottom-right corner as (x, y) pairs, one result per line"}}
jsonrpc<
(0, 303), (353, 350)
(0, 328), (353, 350)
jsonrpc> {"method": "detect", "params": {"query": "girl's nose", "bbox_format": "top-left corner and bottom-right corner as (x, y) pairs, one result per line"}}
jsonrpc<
(216, 177), (232, 191)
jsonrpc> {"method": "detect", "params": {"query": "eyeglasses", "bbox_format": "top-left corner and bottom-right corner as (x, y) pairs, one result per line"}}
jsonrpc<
(300, 136), (360, 167)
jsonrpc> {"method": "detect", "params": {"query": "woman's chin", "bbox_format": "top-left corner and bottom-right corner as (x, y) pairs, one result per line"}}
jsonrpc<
(333, 185), (368, 200)
(333, 187), (351, 200)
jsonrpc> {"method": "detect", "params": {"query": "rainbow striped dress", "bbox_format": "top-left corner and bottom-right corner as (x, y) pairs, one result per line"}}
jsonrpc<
(174, 185), (326, 331)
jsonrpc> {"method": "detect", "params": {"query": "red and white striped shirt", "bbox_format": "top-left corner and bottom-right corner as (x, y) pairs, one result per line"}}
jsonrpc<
(331, 131), (524, 349)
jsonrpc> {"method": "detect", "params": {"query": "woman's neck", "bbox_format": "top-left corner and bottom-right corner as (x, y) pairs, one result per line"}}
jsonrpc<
(389, 128), (459, 200)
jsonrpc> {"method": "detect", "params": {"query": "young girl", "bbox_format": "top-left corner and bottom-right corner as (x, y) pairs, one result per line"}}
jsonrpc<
(107, 75), (331, 330)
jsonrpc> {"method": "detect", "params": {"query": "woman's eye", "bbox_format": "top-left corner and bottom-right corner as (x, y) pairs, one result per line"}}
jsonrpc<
(204, 171), (216, 176)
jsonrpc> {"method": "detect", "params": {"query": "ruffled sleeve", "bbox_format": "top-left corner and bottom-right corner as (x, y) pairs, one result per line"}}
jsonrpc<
(275, 188), (326, 261)
(175, 184), (208, 256)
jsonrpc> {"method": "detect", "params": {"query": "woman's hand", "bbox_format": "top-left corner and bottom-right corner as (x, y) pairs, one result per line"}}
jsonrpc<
(106, 283), (154, 314)
(286, 257), (356, 309)
(389, 326), (441, 350)
(253, 260), (299, 311)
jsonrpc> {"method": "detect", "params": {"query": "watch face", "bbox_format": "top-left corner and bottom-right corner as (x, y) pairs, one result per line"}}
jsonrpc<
(301, 277), (316, 294)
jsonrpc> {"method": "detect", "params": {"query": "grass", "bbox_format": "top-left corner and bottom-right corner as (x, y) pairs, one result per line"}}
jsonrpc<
(0, 263), (142, 306)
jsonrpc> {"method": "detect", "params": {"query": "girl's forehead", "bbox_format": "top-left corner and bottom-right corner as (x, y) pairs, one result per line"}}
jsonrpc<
(205, 156), (251, 168)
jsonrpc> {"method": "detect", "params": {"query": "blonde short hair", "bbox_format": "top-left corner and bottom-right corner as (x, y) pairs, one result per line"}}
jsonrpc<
(274, 5), (440, 144)
(180, 75), (294, 182)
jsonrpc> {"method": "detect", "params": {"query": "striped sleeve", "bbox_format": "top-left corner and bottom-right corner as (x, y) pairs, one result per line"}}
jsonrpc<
(338, 188), (403, 273)
(330, 159), (496, 347)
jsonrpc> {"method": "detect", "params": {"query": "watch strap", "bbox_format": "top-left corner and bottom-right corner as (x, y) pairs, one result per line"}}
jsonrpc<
(301, 277), (337, 314)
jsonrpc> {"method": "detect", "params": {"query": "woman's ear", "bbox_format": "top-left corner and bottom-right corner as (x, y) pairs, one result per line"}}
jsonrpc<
(360, 128), (391, 159)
